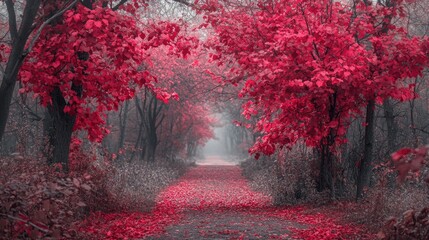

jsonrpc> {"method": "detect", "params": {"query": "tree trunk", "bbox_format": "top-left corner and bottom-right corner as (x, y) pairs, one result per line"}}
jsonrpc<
(147, 131), (157, 162)
(117, 100), (129, 153)
(0, 0), (41, 142)
(383, 98), (397, 153)
(145, 95), (164, 162)
(409, 99), (418, 148)
(0, 82), (17, 141)
(102, 113), (114, 153)
(134, 95), (149, 162)
(187, 142), (198, 159)
(409, 78), (419, 148)
(318, 137), (334, 197)
(47, 85), (81, 173)
(356, 99), (376, 200)
(317, 92), (337, 199)
(42, 108), (54, 157)
(274, 157), (287, 205)
(146, 96), (157, 162)
(167, 116), (175, 161)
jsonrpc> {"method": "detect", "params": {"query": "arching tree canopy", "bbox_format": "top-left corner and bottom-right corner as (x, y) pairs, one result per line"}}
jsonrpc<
(2, 0), (429, 239)
(201, 0), (429, 156)
(19, 3), (195, 142)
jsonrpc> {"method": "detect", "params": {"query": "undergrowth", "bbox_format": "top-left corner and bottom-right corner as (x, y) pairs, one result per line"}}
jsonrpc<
(0, 151), (189, 239)
(241, 154), (429, 239)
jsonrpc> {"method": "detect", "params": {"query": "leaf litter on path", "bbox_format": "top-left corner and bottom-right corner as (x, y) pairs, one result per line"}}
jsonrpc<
(81, 165), (372, 239)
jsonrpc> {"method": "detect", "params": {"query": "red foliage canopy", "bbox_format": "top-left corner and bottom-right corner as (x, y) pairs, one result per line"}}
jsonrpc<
(19, 3), (195, 142)
(203, 0), (429, 156)
(146, 46), (218, 155)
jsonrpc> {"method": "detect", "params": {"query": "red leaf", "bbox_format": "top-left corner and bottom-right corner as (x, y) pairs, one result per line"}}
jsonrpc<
(73, 13), (81, 22)
(94, 21), (102, 28)
(85, 20), (94, 29)
(52, 61), (61, 68)
(391, 148), (413, 161)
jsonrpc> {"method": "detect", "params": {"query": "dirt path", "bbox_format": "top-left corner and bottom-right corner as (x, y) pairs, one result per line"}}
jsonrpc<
(150, 165), (303, 239)
(82, 157), (371, 239)
(148, 157), (371, 239)
(196, 155), (237, 165)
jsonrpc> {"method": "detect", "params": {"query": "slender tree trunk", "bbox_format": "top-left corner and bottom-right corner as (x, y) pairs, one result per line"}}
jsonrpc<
(317, 92), (337, 199)
(129, 121), (142, 162)
(409, 98), (418, 148)
(383, 98), (397, 153)
(145, 96), (164, 162)
(146, 97), (157, 162)
(0, 0), (41, 142)
(409, 78), (419, 148)
(274, 157), (286, 205)
(117, 100), (129, 153)
(147, 132), (157, 162)
(318, 136), (334, 196)
(167, 117), (175, 161)
(102, 113), (113, 153)
(318, 145), (329, 191)
(134, 95), (147, 161)
(356, 99), (376, 200)
(187, 142), (198, 159)
(42, 108), (54, 157)
(0, 82), (17, 140)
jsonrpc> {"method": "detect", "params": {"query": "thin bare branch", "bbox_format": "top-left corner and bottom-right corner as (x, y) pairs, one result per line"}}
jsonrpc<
(25, 0), (79, 56)
(171, 0), (195, 8)
(5, 0), (18, 42)
(0, 64), (5, 74)
(0, 213), (50, 233)
(112, 0), (128, 11)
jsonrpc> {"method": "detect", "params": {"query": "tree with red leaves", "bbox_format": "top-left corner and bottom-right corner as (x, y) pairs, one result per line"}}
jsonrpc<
(140, 46), (218, 161)
(18, 0), (195, 171)
(0, 0), (80, 145)
(201, 0), (429, 195)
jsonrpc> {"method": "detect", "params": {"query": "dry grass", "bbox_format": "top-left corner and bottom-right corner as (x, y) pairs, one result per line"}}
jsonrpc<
(0, 154), (189, 239)
(241, 156), (429, 239)
(94, 160), (188, 212)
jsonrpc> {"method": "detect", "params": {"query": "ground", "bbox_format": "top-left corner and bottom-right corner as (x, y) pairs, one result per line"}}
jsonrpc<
(81, 156), (374, 239)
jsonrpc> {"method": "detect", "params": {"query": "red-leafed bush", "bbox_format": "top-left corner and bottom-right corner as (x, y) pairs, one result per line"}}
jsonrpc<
(241, 147), (321, 206)
(67, 140), (189, 213)
(0, 148), (189, 239)
(105, 161), (188, 211)
(380, 208), (429, 239)
(242, 146), (429, 238)
(0, 157), (94, 239)
(371, 149), (429, 239)
(82, 159), (188, 213)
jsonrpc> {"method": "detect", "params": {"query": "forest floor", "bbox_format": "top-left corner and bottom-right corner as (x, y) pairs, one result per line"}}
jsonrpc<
(80, 156), (374, 239)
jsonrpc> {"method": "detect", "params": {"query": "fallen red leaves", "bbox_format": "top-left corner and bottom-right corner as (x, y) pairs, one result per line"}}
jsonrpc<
(156, 166), (271, 212)
(79, 165), (372, 239)
(80, 210), (180, 239)
(264, 206), (374, 239)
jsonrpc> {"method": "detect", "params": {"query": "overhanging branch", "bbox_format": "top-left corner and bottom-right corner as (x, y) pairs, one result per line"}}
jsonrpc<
(25, 0), (79, 56)
(112, 0), (128, 11)
(5, 0), (18, 42)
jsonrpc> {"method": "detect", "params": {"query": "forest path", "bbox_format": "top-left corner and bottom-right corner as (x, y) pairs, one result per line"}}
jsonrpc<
(147, 156), (371, 239)
(196, 155), (237, 165)
(149, 164), (299, 239)
(82, 156), (371, 239)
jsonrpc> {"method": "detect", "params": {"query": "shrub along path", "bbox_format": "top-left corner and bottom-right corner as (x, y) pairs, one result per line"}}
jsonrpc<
(81, 157), (373, 239)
